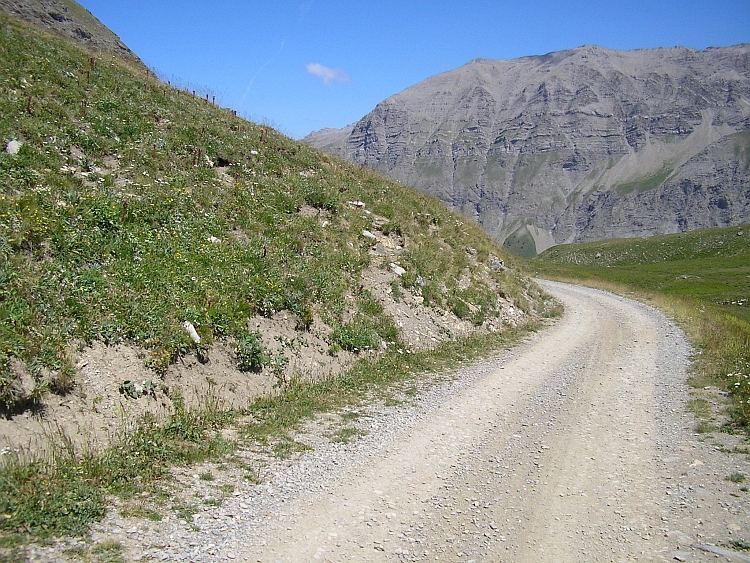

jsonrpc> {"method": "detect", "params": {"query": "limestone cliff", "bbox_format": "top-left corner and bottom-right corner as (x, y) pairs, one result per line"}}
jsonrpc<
(305, 45), (750, 255)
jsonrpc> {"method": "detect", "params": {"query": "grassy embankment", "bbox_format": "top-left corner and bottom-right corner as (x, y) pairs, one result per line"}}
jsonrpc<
(0, 14), (556, 544)
(530, 225), (750, 433)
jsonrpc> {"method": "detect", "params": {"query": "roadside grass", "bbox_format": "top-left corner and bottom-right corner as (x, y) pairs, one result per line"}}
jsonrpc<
(726, 472), (746, 484)
(0, 318), (541, 543)
(241, 319), (543, 444)
(328, 426), (366, 444)
(0, 395), (234, 538)
(529, 224), (750, 433)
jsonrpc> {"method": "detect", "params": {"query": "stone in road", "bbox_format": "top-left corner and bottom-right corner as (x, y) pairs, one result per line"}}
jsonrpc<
(234, 281), (747, 562)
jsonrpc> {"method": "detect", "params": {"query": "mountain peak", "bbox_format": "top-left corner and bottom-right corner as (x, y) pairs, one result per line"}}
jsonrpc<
(305, 44), (750, 256)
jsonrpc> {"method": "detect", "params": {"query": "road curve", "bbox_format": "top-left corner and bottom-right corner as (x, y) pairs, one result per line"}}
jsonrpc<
(232, 281), (708, 562)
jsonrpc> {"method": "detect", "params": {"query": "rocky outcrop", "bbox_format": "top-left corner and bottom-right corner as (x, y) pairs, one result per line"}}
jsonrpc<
(0, 0), (145, 68)
(305, 45), (750, 255)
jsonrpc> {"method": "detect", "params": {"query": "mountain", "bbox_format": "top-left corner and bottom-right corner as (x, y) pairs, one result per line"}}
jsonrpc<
(304, 45), (750, 256)
(0, 0), (145, 68)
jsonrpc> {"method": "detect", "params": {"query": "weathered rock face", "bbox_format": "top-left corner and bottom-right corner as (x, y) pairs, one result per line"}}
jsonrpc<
(0, 0), (145, 68)
(305, 45), (750, 255)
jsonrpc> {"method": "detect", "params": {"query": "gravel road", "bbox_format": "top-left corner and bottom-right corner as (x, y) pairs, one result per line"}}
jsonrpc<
(39, 281), (747, 562)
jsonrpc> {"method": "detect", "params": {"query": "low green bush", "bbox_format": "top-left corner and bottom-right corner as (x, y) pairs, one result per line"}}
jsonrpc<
(235, 331), (268, 372)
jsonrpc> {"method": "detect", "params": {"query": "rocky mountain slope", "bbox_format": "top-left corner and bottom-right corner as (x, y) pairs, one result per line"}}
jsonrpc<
(0, 0), (145, 68)
(305, 45), (750, 255)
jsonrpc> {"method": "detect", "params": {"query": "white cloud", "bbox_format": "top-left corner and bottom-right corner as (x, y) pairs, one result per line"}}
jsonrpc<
(306, 62), (351, 86)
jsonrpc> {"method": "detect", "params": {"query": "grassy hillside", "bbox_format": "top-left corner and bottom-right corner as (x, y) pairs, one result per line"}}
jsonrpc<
(0, 14), (552, 543)
(0, 12), (543, 412)
(532, 225), (750, 431)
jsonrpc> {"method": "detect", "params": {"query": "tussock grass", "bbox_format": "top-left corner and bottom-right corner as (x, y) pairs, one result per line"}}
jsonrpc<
(530, 224), (750, 432)
(0, 396), (233, 538)
(242, 321), (538, 443)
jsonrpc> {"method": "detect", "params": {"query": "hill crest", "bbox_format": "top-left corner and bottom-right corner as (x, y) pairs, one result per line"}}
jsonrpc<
(0, 12), (546, 451)
(0, 0), (145, 68)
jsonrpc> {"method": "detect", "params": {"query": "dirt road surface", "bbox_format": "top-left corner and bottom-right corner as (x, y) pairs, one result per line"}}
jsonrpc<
(231, 281), (748, 563)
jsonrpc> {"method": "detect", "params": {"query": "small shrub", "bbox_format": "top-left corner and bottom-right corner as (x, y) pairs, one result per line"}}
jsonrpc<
(0, 374), (25, 414)
(696, 421), (715, 434)
(235, 331), (267, 372)
(687, 398), (712, 419)
(421, 281), (443, 307)
(726, 472), (746, 483)
(303, 184), (338, 212)
(730, 540), (750, 551)
(330, 321), (378, 352)
(727, 367), (750, 428)
(448, 293), (472, 321)
(272, 436), (310, 459)
(50, 364), (76, 395)
(381, 221), (402, 237)
(330, 426), (365, 444)
(358, 291), (383, 316)
(401, 270), (418, 289)
(146, 348), (173, 376)
(90, 540), (126, 563)
(389, 279), (402, 301)
(294, 306), (314, 332)
(270, 353), (289, 383)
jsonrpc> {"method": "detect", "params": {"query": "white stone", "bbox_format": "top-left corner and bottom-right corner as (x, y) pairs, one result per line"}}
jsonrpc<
(390, 263), (406, 276)
(183, 321), (201, 344)
(5, 140), (21, 155)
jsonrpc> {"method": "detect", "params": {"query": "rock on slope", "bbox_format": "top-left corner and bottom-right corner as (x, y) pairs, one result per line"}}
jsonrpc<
(305, 44), (750, 255)
(0, 0), (145, 68)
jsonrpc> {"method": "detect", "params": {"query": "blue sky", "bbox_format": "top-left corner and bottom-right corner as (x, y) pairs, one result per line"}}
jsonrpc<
(78, 1), (749, 140)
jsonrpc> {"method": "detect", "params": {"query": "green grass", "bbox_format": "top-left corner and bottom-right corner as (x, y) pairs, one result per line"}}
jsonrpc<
(503, 225), (537, 258)
(531, 224), (750, 432)
(329, 426), (366, 444)
(613, 164), (674, 195)
(726, 472), (746, 484)
(0, 395), (233, 538)
(240, 321), (540, 445)
(535, 226), (750, 322)
(687, 398), (713, 419)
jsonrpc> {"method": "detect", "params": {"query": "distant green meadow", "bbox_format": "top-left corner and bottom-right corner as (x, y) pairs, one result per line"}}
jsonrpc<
(530, 224), (750, 432)
(534, 225), (750, 322)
